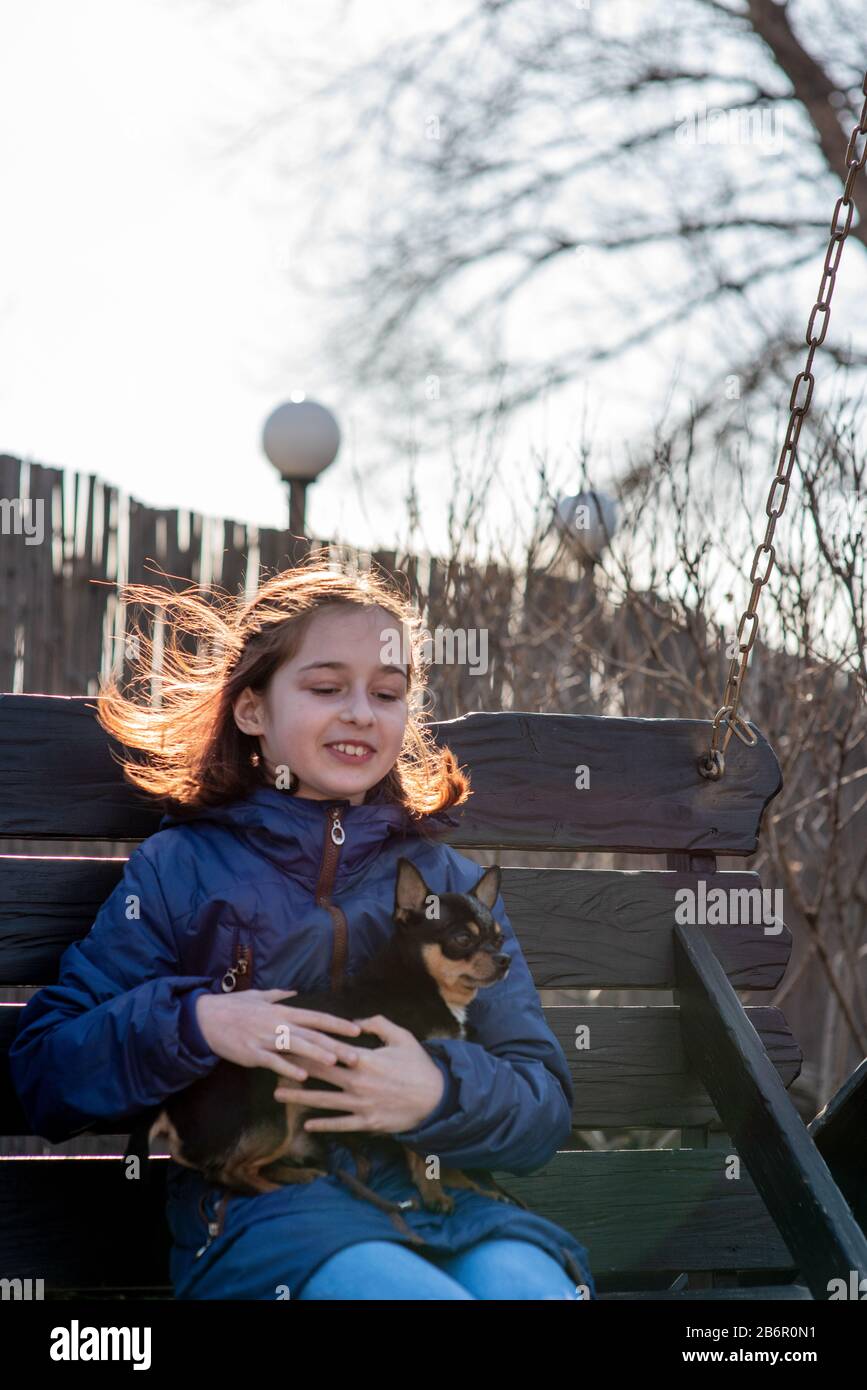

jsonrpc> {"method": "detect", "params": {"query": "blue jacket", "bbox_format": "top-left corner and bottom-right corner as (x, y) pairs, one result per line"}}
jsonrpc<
(9, 786), (596, 1299)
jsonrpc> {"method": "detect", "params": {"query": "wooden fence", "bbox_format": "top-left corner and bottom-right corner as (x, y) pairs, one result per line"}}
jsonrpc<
(0, 453), (446, 696)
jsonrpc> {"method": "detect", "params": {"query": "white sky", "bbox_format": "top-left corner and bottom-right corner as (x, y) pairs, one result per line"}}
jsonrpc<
(1, 0), (864, 564)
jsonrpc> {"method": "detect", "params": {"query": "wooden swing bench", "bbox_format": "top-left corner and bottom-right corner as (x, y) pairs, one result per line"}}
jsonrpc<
(1, 692), (866, 1300)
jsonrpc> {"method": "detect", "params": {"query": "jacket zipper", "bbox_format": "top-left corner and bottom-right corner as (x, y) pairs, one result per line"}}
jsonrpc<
(195, 808), (345, 1258)
(221, 930), (253, 993)
(316, 806), (348, 989)
(220, 803), (347, 992)
(195, 1188), (232, 1260)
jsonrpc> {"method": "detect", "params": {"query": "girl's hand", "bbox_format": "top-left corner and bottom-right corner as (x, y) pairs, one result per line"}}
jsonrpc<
(273, 1014), (446, 1133)
(195, 989), (363, 1082)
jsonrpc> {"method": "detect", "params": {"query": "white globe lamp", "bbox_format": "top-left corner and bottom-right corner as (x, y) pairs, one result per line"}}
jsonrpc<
(553, 489), (619, 563)
(262, 397), (341, 537)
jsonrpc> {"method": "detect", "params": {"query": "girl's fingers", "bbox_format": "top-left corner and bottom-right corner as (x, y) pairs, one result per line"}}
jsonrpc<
(302, 1037), (359, 1066)
(274, 1006), (363, 1037)
(302, 1115), (366, 1132)
(287, 1036), (340, 1066)
(273, 1087), (355, 1110)
(265, 1032), (360, 1069)
(351, 1014), (401, 1043)
(273, 1021), (361, 1066)
(265, 1058), (308, 1081)
(266, 1030), (338, 1066)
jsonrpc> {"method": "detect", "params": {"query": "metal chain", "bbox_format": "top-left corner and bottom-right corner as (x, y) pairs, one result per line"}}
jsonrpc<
(699, 69), (867, 781)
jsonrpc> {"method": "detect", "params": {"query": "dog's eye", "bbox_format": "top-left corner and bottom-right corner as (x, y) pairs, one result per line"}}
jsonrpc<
(452, 931), (474, 948)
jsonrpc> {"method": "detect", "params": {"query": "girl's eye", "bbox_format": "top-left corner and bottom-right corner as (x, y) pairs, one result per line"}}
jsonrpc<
(311, 687), (400, 702)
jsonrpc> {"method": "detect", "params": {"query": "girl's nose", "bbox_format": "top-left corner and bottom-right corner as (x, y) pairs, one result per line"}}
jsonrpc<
(339, 690), (377, 723)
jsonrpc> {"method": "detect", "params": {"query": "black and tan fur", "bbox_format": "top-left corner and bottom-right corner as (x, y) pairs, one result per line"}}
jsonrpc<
(149, 859), (512, 1212)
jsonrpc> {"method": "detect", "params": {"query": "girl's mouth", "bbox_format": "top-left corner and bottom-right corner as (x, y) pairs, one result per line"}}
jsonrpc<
(325, 742), (375, 765)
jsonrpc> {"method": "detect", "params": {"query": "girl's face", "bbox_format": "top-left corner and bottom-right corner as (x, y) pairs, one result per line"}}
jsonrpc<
(233, 604), (410, 806)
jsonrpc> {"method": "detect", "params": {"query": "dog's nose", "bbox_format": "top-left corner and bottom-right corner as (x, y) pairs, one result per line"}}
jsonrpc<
(494, 953), (510, 968)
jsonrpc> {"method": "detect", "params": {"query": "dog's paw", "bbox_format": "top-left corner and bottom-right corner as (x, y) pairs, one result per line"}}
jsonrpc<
(421, 1190), (455, 1214)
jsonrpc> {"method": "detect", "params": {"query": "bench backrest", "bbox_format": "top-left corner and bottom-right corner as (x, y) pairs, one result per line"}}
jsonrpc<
(0, 695), (797, 1289)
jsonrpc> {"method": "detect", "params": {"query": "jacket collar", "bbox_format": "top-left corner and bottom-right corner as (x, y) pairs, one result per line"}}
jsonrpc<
(159, 785), (458, 892)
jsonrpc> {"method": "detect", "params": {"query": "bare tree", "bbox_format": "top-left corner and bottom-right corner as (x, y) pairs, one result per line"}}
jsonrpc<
(411, 380), (866, 1121)
(233, 0), (867, 465)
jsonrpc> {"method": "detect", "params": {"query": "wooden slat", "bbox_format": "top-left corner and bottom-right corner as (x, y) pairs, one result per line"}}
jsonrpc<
(0, 696), (157, 839)
(0, 1002), (800, 1135)
(807, 1055), (867, 1229)
(546, 1004), (800, 1127)
(436, 711), (781, 853)
(501, 868), (790, 990)
(0, 697), (782, 853)
(0, 1148), (797, 1286)
(0, 859), (792, 991)
(509, 1149), (798, 1274)
(0, 856), (128, 985)
(809, 1054), (867, 1154)
(674, 922), (867, 1300)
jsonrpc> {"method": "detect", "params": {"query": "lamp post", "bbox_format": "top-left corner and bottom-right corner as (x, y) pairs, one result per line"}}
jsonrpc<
(262, 398), (341, 559)
(549, 488), (619, 708)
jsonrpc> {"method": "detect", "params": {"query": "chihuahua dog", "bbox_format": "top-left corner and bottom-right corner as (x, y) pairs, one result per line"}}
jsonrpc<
(148, 858), (512, 1212)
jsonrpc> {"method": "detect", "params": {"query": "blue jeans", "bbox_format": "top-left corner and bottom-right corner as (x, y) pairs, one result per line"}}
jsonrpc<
(296, 1237), (589, 1300)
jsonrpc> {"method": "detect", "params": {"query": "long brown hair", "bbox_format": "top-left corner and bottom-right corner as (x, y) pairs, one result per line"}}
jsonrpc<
(96, 556), (471, 822)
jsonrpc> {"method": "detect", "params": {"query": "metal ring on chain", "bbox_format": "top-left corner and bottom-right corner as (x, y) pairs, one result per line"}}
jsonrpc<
(698, 749), (725, 781)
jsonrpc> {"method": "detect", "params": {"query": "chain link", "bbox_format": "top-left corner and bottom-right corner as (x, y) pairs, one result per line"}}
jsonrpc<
(699, 69), (867, 780)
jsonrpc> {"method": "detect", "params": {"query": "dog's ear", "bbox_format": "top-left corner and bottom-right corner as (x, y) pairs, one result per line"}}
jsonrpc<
(471, 865), (501, 911)
(394, 857), (431, 922)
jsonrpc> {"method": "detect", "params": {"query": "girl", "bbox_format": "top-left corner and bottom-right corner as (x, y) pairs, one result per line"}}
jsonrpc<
(9, 560), (596, 1301)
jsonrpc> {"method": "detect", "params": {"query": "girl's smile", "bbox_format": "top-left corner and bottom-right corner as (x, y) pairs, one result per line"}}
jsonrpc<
(325, 741), (376, 765)
(232, 603), (410, 805)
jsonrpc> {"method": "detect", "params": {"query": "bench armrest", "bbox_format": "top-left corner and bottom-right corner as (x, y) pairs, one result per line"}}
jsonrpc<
(674, 922), (867, 1298)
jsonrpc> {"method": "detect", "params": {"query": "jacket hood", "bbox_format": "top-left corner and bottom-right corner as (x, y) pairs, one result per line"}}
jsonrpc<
(157, 784), (461, 891)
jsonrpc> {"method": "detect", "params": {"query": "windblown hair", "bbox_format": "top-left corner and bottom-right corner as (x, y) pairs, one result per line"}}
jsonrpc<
(96, 555), (471, 823)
